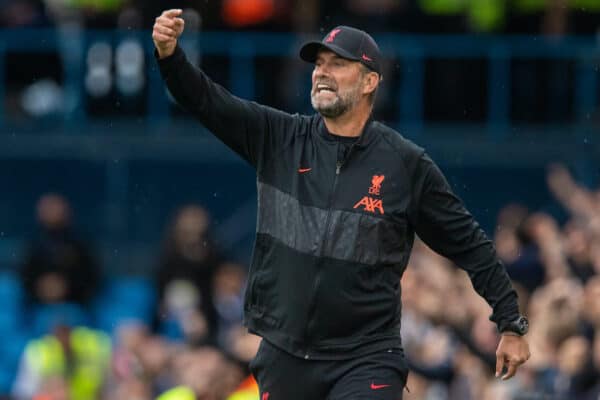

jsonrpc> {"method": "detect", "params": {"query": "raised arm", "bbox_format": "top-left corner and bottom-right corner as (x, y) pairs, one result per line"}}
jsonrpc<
(411, 152), (530, 379)
(152, 9), (298, 169)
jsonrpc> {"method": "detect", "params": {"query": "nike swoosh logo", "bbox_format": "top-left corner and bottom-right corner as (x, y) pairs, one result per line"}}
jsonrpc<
(370, 383), (391, 390)
(298, 168), (312, 173)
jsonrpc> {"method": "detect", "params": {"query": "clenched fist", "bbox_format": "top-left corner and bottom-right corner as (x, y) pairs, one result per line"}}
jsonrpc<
(153, 9), (185, 59)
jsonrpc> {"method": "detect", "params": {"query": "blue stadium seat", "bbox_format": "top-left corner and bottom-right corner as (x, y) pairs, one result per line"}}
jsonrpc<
(0, 368), (13, 394)
(0, 272), (24, 334)
(92, 277), (157, 335)
(30, 303), (90, 336)
(94, 303), (152, 335)
(0, 312), (20, 334)
(158, 316), (185, 341)
(0, 271), (22, 293)
(0, 331), (31, 394)
(97, 277), (156, 309)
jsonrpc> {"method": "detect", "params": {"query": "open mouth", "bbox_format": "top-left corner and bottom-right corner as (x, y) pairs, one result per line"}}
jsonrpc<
(316, 83), (336, 93)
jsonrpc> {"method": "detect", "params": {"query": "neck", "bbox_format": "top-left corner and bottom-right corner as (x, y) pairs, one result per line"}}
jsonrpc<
(322, 103), (372, 137)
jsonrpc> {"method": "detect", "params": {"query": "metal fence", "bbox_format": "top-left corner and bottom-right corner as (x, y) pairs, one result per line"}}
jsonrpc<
(0, 29), (598, 137)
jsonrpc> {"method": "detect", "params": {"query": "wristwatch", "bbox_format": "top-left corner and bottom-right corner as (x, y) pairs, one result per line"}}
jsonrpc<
(501, 316), (529, 336)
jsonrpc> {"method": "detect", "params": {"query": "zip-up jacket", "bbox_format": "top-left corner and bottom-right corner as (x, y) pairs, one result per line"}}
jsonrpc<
(157, 45), (520, 360)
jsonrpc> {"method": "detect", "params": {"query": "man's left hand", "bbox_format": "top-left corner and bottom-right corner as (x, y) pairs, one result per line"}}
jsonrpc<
(495, 334), (530, 380)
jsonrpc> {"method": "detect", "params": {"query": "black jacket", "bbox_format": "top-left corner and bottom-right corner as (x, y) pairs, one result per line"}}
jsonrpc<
(157, 45), (520, 360)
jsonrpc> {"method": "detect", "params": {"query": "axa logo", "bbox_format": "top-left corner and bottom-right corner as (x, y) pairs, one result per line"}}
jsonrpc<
(354, 197), (384, 214)
(261, 392), (270, 400)
(325, 28), (341, 43)
(354, 175), (385, 215)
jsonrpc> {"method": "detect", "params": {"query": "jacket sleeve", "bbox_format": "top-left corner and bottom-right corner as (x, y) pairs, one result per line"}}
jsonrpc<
(412, 152), (520, 332)
(156, 45), (297, 169)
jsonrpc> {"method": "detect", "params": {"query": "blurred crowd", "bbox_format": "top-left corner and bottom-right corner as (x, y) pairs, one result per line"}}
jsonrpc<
(1, 162), (598, 400)
(2, 0), (599, 33)
(401, 164), (600, 400)
(5, 194), (260, 400)
(1, 0), (599, 124)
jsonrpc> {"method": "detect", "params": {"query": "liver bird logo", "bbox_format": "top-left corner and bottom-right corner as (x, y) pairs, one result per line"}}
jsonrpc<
(326, 28), (342, 43)
(371, 175), (385, 190)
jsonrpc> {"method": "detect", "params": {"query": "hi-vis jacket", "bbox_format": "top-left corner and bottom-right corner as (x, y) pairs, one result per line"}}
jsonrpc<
(18, 327), (111, 400)
(157, 45), (520, 360)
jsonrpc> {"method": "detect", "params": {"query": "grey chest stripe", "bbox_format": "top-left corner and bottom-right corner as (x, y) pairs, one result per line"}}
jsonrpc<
(257, 182), (406, 266)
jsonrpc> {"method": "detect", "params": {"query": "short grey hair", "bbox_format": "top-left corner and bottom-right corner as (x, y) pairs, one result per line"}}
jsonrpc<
(359, 64), (380, 105)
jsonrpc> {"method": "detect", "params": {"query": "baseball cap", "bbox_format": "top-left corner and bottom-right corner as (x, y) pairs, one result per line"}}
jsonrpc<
(300, 26), (382, 75)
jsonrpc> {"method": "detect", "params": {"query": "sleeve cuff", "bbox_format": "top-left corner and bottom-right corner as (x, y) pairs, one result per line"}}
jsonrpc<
(495, 311), (520, 333)
(155, 45), (186, 73)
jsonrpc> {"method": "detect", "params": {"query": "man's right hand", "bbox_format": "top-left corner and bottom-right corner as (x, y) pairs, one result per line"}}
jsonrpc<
(153, 9), (185, 59)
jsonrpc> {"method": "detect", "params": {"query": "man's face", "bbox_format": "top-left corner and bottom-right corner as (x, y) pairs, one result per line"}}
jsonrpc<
(311, 50), (365, 118)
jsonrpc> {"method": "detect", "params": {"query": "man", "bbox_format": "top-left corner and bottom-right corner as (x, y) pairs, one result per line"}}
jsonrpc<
(21, 193), (99, 306)
(12, 324), (111, 400)
(153, 10), (530, 399)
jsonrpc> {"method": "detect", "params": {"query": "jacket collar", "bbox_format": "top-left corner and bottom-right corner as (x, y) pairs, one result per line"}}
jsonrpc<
(316, 115), (375, 148)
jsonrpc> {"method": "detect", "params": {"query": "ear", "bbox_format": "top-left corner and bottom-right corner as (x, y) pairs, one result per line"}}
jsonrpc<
(362, 72), (380, 96)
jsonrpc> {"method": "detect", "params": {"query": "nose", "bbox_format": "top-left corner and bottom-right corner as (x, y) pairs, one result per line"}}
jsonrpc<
(313, 63), (330, 78)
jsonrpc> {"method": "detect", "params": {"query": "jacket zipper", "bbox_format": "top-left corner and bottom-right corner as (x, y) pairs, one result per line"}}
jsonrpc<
(302, 152), (343, 359)
(302, 142), (356, 359)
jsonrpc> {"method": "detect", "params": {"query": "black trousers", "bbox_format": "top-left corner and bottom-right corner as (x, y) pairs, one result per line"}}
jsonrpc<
(250, 339), (408, 400)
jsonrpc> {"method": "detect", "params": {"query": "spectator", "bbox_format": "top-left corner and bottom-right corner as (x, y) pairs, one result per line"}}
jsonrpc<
(587, 333), (600, 399)
(547, 164), (599, 230)
(563, 220), (596, 283)
(106, 377), (153, 400)
(582, 276), (600, 335)
(212, 262), (246, 349)
(31, 376), (70, 400)
(521, 213), (569, 284)
(156, 347), (241, 400)
(12, 323), (111, 400)
(156, 205), (222, 345)
(135, 335), (175, 397)
(109, 322), (149, 385)
(20, 193), (100, 307)
(105, 323), (179, 399)
(555, 335), (595, 398)
(495, 210), (547, 293)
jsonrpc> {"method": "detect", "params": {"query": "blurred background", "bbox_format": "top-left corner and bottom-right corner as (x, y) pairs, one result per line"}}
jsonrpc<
(0, 0), (599, 399)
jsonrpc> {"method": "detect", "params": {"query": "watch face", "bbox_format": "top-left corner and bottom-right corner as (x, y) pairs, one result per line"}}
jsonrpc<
(517, 317), (529, 334)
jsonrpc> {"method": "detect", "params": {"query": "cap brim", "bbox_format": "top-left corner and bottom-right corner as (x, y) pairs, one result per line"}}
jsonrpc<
(299, 41), (360, 64)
